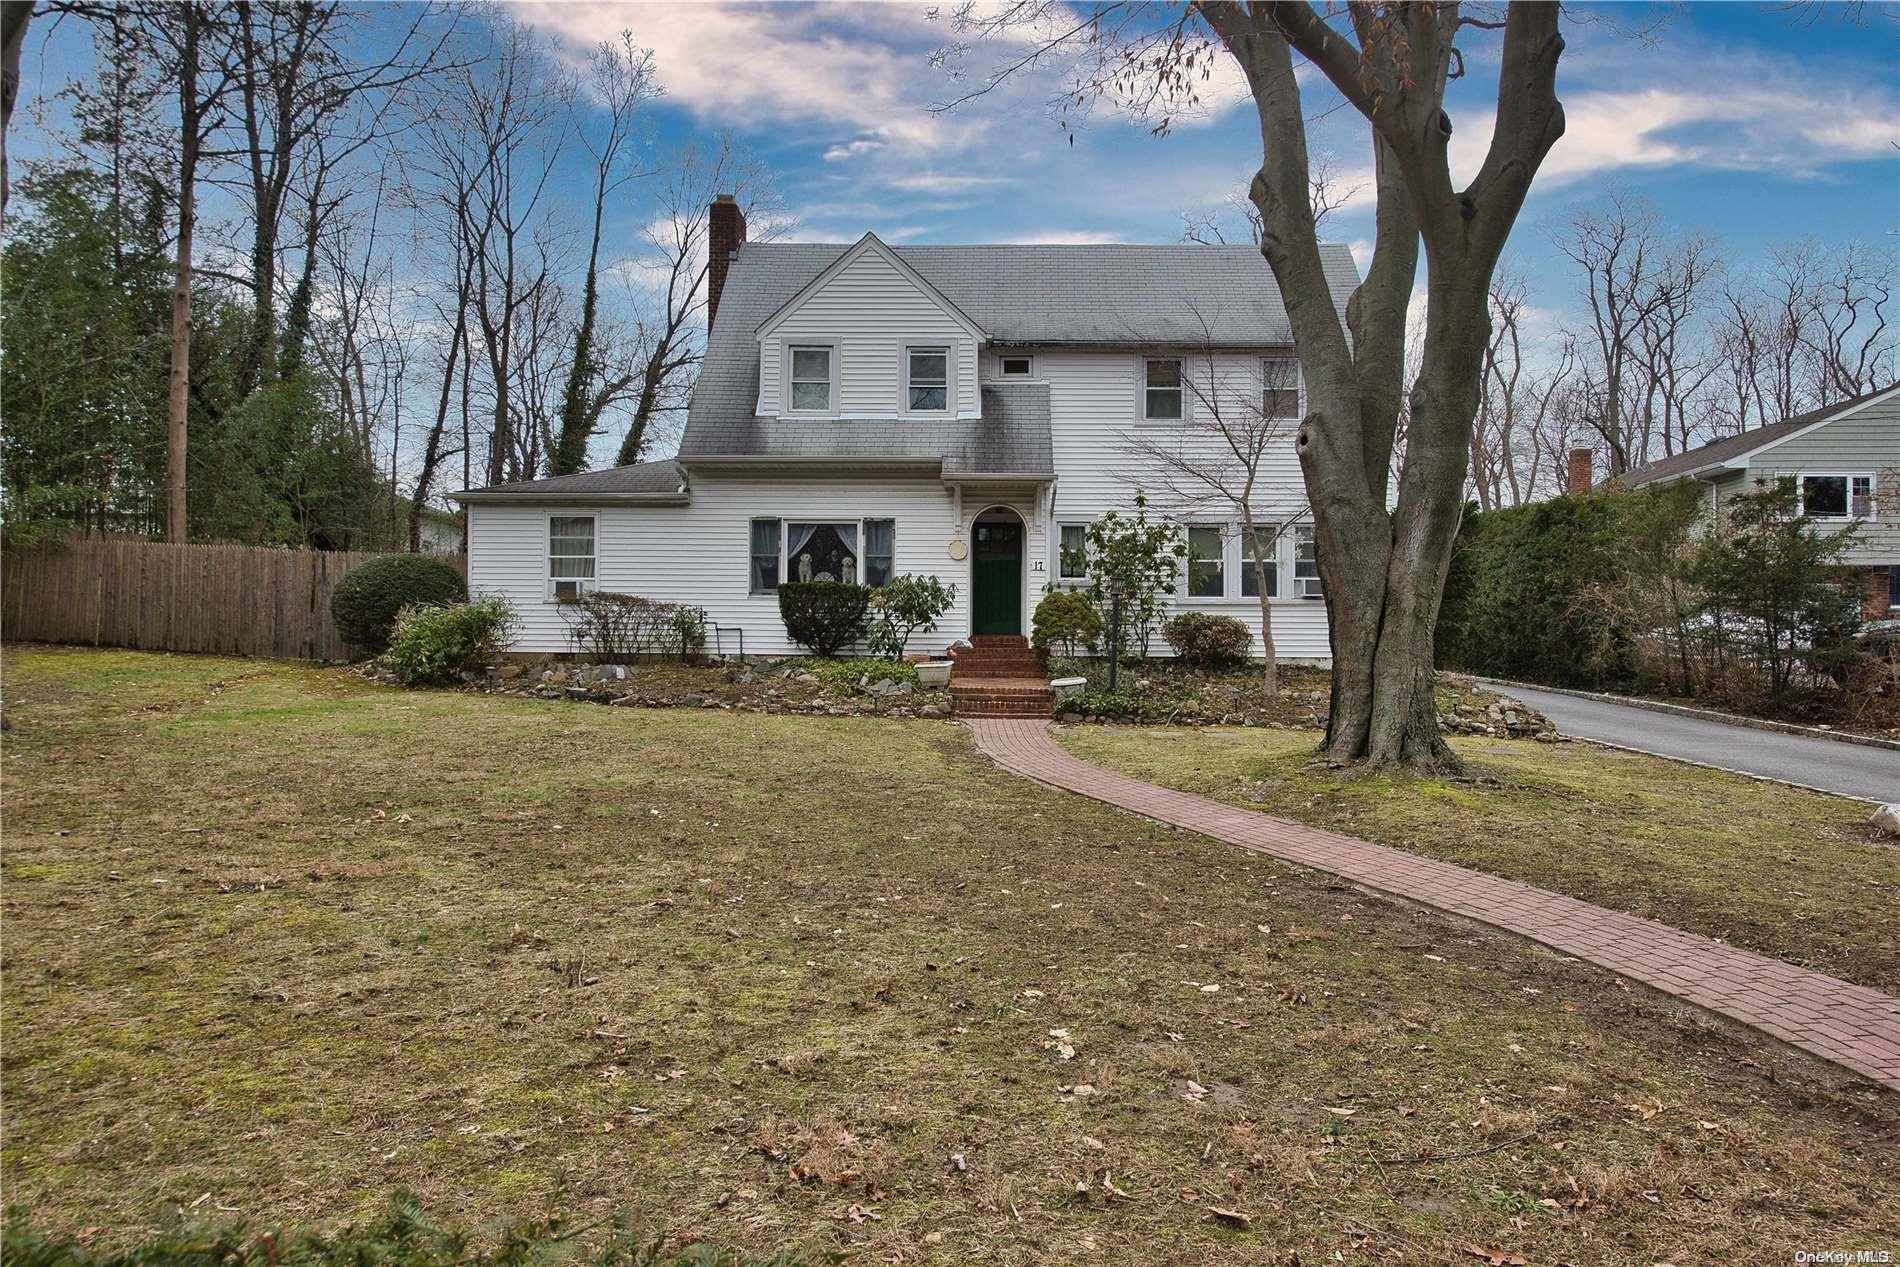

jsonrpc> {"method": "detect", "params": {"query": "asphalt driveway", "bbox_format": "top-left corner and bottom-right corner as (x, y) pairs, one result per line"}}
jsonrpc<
(1486, 682), (1899, 803)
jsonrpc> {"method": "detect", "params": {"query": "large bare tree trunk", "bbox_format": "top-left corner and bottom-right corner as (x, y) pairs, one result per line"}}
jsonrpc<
(1201, 1), (1564, 773)
(1, 0), (31, 229)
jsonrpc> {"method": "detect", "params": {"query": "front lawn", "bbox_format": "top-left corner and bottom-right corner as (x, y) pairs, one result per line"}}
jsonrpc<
(4, 647), (1895, 1265)
(1056, 724), (1900, 992)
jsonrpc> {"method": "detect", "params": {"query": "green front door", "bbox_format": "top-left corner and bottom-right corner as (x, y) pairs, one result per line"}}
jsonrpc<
(972, 520), (1023, 635)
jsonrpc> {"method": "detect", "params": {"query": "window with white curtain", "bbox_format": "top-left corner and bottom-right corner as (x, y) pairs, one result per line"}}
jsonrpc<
(788, 522), (861, 584)
(1058, 523), (1089, 581)
(548, 515), (595, 600)
(750, 518), (782, 593)
(863, 519), (895, 586)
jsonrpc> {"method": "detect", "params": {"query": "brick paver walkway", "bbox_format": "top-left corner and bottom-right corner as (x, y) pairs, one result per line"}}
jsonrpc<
(968, 718), (1900, 1091)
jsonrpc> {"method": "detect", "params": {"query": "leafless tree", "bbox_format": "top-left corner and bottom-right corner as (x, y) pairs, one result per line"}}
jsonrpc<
(1801, 240), (1895, 400)
(1114, 308), (1308, 691)
(614, 138), (782, 467)
(550, 30), (660, 476)
(1, 0), (32, 225)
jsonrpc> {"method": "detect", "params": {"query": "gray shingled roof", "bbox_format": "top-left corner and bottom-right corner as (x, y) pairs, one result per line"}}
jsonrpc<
(457, 238), (1357, 496)
(1619, 388), (1890, 487)
(681, 240), (1358, 466)
(452, 458), (686, 502)
(684, 383), (1052, 475)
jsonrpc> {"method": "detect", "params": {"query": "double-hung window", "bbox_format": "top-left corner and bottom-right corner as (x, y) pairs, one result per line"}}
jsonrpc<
(863, 519), (895, 587)
(1143, 358), (1183, 420)
(1186, 525), (1225, 599)
(750, 518), (782, 593)
(1262, 356), (1301, 418)
(906, 347), (949, 412)
(1058, 523), (1089, 582)
(1240, 524), (1279, 598)
(789, 345), (834, 412)
(1293, 525), (1323, 599)
(549, 515), (596, 600)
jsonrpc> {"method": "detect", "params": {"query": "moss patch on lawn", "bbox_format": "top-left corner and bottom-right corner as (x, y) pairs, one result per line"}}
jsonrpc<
(1056, 724), (1900, 993)
(4, 648), (1896, 1266)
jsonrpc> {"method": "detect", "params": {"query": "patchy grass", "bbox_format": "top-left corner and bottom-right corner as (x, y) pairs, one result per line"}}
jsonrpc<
(1056, 724), (1900, 993)
(4, 646), (1897, 1266)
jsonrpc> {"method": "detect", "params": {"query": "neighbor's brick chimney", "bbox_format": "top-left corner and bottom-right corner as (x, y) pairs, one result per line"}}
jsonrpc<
(1566, 447), (1594, 495)
(707, 193), (746, 331)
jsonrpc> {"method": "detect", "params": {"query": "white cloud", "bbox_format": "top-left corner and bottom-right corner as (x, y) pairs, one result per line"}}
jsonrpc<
(823, 138), (885, 162)
(1447, 69), (1897, 189)
(512, 0), (980, 154)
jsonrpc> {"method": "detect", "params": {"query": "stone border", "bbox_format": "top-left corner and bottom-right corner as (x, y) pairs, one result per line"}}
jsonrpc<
(1476, 677), (1900, 753)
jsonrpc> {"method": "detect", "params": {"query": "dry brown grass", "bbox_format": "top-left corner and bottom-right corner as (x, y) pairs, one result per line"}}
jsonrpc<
(3, 646), (1896, 1266)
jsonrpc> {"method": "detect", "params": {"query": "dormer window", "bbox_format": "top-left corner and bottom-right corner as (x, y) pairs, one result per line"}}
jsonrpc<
(789, 345), (834, 412)
(1144, 358), (1183, 420)
(907, 346), (949, 412)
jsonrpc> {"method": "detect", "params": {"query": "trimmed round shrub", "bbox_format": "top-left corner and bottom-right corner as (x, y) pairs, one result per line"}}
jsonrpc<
(778, 581), (871, 657)
(380, 597), (517, 686)
(331, 554), (468, 654)
(1162, 611), (1252, 669)
(1031, 589), (1103, 657)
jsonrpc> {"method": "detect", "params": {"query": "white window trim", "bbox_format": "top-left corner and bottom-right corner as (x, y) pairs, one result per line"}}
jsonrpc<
(1261, 354), (1305, 421)
(1292, 524), (1324, 600)
(784, 342), (839, 417)
(1140, 356), (1187, 422)
(547, 512), (598, 603)
(1795, 471), (1876, 521)
(901, 343), (952, 416)
(1181, 522), (1229, 603)
(998, 353), (1035, 379)
(1055, 520), (1090, 586)
(760, 517), (897, 590)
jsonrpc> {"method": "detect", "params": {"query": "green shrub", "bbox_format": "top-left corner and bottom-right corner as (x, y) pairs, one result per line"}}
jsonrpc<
(777, 581), (870, 657)
(330, 554), (468, 655)
(1032, 589), (1103, 657)
(3, 1192), (833, 1267)
(562, 592), (705, 661)
(1161, 611), (1252, 669)
(1063, 687), (1138, 718)
(380, 597), (517, 686)
(867, 574), (957, 660)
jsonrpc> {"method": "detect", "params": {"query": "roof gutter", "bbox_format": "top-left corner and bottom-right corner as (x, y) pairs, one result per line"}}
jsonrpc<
(679, 455), (946, 475)
(450, 490), (691, 506)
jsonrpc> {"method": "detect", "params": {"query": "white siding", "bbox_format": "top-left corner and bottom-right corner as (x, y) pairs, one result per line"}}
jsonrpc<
(469, 477), (988, 657)
(759, 248), (979, 418)
(1022, 346), (1331, 662)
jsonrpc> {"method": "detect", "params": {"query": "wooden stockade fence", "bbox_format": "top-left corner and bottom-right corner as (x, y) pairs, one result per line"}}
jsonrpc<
(3, 537), (467, 662)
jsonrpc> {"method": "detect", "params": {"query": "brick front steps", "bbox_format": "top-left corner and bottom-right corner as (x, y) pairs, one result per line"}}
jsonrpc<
(967, 718), (1900, 1092)
(950, 636), (1053, 718)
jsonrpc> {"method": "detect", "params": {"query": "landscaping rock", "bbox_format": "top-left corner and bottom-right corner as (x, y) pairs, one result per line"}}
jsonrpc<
(1872, 803), (1900, 838)
(495, 664), (522, 680)
(682, 693), (709, 707)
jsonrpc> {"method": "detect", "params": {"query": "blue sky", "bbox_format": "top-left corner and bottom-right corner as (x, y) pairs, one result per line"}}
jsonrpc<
(15, 1), (1898, 351)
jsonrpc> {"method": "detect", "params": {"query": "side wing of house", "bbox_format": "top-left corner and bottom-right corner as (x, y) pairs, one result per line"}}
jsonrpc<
(1737, 389), (1900, 569)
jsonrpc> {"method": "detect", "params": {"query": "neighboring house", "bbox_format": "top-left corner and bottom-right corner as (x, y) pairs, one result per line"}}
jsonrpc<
(1618, 384), (1900, 618)
(416, 506), (464, 555)
(453, 196), (1360, 659)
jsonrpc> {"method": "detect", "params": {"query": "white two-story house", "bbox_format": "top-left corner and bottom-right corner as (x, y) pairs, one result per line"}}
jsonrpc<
(454, 196), (1361, 660)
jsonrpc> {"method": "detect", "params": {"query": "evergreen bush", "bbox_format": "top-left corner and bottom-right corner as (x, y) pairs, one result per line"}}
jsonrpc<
(381, 598), (517, 686)
(330, 554), (468, 655)
(1162, 611), (1252, 669)
(1031, 590), (1103, 657)
(777, 582), (870, 657)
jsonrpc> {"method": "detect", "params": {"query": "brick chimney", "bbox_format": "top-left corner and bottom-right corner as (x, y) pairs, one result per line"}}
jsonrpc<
(1566, 447), (1594, 495)
(707, 194), (746, 331)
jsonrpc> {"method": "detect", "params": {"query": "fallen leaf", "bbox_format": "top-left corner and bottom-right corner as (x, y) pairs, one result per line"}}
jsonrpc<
(1205, 1207), (1252, 1229)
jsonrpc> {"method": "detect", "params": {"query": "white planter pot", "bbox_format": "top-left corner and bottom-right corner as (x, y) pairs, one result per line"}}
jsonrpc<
(917, 660), (954, 688)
